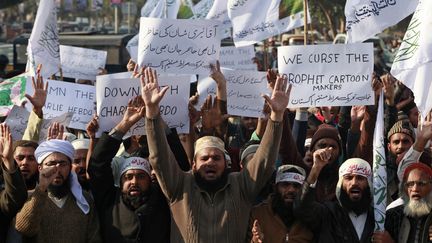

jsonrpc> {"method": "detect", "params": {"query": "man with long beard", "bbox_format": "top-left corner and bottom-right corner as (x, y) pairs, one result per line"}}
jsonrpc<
(142, 68), (290, 242)
(15, 139), (101, 243)
(247, 165), (313, 243)
(297, 157), (375, 242)
(374, 163), (432, 243)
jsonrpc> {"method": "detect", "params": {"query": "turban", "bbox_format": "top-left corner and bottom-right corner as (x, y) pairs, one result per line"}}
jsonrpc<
(119, 157), (151, 179)
(35, 139), (75, 164)
(71, 138), (90, 150)
(194, 136), (227, 157)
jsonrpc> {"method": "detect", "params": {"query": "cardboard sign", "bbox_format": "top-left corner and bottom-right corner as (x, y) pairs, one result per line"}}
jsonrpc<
(219, 46), (256, 71)
(198, 70), (269, 117)
(25, 78), (96, 130)
(60, 45), (107, 80)
(138, 17), (221, 75)
(278, 43), (374, 107)
(96, 75), (190, 137)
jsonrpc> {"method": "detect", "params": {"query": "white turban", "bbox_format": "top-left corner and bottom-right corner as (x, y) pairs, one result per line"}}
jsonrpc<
(35, 139), (89, 214)
(35, 139), (75, 164)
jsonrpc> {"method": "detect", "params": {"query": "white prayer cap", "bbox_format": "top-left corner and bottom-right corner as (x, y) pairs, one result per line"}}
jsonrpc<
(71, 138), (90, 150)
(35, 139), (75, 164)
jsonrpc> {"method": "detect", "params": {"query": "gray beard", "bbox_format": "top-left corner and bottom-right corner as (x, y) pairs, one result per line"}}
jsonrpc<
(403, 193), (432, 218)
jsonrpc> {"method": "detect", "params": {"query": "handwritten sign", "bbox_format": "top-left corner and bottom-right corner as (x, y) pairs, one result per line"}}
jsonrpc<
(60, 45), (107, 80)
(27, 0), (60, 77)
(126, 34), (139, 62)
(0, 75), (27, 116)
(346, 0), (418, 43)
(138, 17), (221, 75)
(96, 75), (190, 137)
(228, 0), (307, 47)
(25, 78), (96, 130)
(198, 70), (268, 117)
(220, 46), (256, 70)
(278, 43), (374, 107)
(5, 105), (72, 142)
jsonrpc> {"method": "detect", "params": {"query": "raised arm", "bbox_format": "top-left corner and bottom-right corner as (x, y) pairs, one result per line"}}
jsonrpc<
(23, 67), (48, 141)
(142, 68), (185, 201)
(240, 75), (290, 199)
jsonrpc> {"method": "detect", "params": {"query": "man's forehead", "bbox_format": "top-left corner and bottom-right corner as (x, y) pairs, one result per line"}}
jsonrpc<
(407, 169), (431, 180)
(390, 133), (413, 141)
(196, 147), (224, 156)
(124, 169), (147, 175)
(14, 146), (36, 154)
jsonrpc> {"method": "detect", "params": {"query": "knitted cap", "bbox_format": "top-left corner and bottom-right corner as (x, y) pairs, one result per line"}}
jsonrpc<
(310, 124), (341, 152)
(403, 163), (432, 181)
(387, 120), (415, 141)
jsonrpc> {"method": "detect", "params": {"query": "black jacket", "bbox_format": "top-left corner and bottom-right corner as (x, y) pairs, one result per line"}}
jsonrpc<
(296, 185), (375, 243)
(88, 133), (170, 243)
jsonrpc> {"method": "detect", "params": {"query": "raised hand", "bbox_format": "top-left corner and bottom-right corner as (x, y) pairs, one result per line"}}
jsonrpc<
(0, 123), (14, 171)
(381, 73), (396, 105)
(266, 69), (277, 90)
(25, 64), (48, 118)
(210, 61), (227, 101)
(251, 220), (264, 243)
(122, 96), (145, 125)
(86, 115), (99, 139)
(38, 166), (58, 192)
(350, 105), (366, 132)
(126, 59), (136, 72)
(414, 114), (432, 152)
(188, 93), (200, 126)
(261, 74), (291, 122)
(47, 122), (64, 140)
(140, 68), (169, 119)
(313, 147), (333, 169)
(200, 95), (229, 132)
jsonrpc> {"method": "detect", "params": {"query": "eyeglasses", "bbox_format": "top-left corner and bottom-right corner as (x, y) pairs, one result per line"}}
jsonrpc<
(405, 180), (431, 188)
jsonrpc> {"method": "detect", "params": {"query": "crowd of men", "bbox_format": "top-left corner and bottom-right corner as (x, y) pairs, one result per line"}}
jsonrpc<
(0, 57), (431, 243)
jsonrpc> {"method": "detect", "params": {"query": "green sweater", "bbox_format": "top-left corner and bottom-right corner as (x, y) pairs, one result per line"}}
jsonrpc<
(15, 187), (101, 243)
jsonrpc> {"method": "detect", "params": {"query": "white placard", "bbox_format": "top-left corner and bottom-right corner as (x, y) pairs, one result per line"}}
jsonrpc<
(5, 105), (73, 142)
(25, 78), (96, 130)
(137, 17), (221, 75)
(60, 45), (107, 80)
(278, 43), (374, 108)
(126, 34), (139, 62)
(96, 72), (132, 83)
(96, 75), (190, 136)
(198, 70), (268, 117)
(220, 46), (256, 70)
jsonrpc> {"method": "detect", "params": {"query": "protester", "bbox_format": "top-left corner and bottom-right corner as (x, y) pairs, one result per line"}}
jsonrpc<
(142, 67), (290, 242)
(0, 124), (27, 242)
(297, 157), (375, 242)
(15, 139), (101, 243)
(247, 164), (313, 243)
(13, 140), (39, 191)
(88, 96), (170, 243)
(71, 138), (90, 189)
(374, 163), (432, 243)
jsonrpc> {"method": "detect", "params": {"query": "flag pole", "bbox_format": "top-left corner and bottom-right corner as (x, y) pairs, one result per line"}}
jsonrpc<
(303, 0), (308, 46)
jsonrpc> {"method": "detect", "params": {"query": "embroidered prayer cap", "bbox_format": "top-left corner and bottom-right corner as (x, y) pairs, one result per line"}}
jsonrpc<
(387, 120), (415, 141)
(119, 156), (151, 179)
(194, 136), (227, 156)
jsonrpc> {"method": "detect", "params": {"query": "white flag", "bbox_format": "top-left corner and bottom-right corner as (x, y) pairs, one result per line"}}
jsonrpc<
(27, 0), (60, 77)
(206, 0), (231, 39)
(391, 0), (432, 118)
(192, 0), (214, 19)
(372, 92), (387, 231)
(345, 0), (418, 43)
(228, 0), (308, 47)
(140, 0), (181, 19)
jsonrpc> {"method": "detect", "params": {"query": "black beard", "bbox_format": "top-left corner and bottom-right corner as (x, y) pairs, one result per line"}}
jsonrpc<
(339, 186), (371, 215)
(272, 193), (295, 228)
(194, 170), (229, 194)
(122, 188), (150, 210)
(48, 176), (70, 199)
(25, 173), (39, 190)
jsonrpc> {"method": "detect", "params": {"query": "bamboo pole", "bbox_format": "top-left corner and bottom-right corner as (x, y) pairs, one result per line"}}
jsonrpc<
(303, 0), (308, 46)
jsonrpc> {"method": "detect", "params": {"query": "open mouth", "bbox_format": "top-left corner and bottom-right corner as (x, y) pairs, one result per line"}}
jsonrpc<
(205, 169), (217, 177)
(411, 194), (422, 200)
(128, 188), (140, 196)
(349, 188), (362, 197)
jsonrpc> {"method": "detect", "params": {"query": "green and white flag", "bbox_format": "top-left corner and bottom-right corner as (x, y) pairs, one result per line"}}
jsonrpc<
(391, 0), (432, 118)
(0, 74), (27, 116)
(373, 92), (387, 230)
